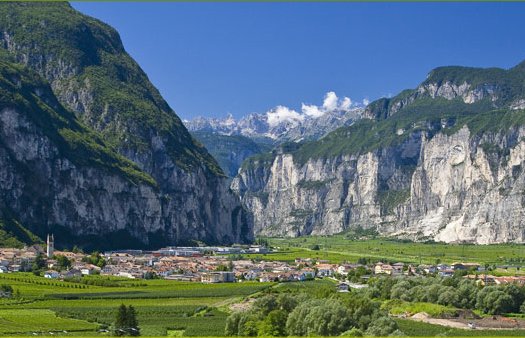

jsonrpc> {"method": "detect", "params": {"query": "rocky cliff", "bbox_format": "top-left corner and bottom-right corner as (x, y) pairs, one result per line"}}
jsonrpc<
(233, 61), (525, 244)
(0, 3), (251, 249)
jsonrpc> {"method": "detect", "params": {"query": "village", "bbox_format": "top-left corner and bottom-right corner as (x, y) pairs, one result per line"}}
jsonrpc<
(1, 235), (525, 287)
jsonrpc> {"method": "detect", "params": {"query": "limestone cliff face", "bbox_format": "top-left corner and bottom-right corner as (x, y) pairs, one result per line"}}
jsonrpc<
(233, 126), (525, 243)
(233, 61), (525, 244)
(0, 3), (252, 248)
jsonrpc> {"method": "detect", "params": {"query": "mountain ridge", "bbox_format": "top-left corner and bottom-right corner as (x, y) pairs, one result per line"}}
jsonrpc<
(0, 2), (252, 249)
(233, 59), (525, 244)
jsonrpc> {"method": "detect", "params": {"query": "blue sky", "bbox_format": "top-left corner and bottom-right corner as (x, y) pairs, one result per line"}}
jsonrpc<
(72, 2), (525, 120)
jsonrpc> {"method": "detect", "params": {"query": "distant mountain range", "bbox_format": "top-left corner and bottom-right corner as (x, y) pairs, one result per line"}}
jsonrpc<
(185, 93), (363, 176)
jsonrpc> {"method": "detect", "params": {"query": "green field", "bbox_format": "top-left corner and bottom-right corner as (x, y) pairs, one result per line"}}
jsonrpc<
(1, 272), (525, 336)
(243, 235), (525, 266)
(395, 318), (525, 336)
(0, 273), (273, 336)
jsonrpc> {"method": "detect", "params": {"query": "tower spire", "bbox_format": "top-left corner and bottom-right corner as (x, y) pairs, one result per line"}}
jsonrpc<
(46, 233), (54, 258)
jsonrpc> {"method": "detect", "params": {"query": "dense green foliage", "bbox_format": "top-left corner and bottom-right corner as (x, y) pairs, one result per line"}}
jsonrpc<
(225, 286), (399, 337)
(0, 59), (156, 186)
(0, 216), (41, 248)
(369, 275), (525, 315)
(0, 2), (223, 177)
(114, 304), (140, 336)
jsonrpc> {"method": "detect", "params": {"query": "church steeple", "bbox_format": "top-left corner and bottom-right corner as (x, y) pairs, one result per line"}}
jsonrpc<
(46, 234), (54, 258)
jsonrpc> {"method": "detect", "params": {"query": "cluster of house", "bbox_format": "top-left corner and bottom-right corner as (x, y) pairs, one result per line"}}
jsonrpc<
(373, 261), (482, 277)
(2, 240), (525, 286)
(464, 274), (525, 286)
(0, 246), (102, 278)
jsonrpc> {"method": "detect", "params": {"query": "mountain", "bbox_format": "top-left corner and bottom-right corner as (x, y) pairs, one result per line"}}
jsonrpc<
(232, 61), (525, 244)
(0, 2), (252, 249)
(190, 131), (272, 177)
(185, 106), (362, 142)
(185, 96), (362, 176)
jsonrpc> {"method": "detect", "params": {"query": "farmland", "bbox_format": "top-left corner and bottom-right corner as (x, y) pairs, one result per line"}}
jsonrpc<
(0, 273), (273, 336)
(242, 235), (525, 266)
(2, 235), (525, 336)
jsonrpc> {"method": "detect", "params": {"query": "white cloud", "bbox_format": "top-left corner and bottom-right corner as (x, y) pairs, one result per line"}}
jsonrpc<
(340, 97), (352, 110)
(322, 91), (338, 111)
(301, 103), (324, 117)
(265, 91), (360, 126)
(362, 98), (370, 106)
(267, 105), (304, 127)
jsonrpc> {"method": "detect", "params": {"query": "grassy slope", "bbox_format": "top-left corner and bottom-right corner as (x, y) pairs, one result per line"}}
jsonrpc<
(243, 61), (525, 169)
(0, 2), (223, 177)
(0, 58), (156, 186)
(0, 217), (41, 248)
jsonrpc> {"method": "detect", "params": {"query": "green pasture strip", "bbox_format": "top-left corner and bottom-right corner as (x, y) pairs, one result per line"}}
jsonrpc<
(265, 236), (525, 265)
(54, 305), (228, 336)
(0, 297), (230, 310)
(0, 309), (97, 334)
(383, 300), (457, 317)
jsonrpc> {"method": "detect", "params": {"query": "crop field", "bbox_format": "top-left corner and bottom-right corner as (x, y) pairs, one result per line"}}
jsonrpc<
(395, 318), (525, 336)
(0, 273), (273, 336)
(0, 309), (98, 334)
(246, 235), (525, 266)
(0, 274), (271, 299)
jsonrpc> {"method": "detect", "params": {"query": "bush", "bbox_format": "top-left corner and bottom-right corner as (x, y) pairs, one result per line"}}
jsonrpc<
(340, 328), (363, 336)
(286, 299), (353, 336)
(365, 317), (399, 336)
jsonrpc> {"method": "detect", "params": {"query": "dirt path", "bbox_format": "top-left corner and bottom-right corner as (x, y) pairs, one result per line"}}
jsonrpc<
(409, 312), (525, 330)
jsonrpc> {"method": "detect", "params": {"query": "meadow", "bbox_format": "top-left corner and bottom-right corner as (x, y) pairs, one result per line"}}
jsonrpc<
(243, 235), (525, 267)
(1, 273), (525, 336)
(0, 273), (273, 336)
(2, 234), (525, 336)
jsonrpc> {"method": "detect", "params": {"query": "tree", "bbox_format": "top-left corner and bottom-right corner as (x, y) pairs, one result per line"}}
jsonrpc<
(286, 299), (352, 336)
(225, 312), (243, 336)
(215, 264), (229, 272)
(365, 317), (399, 336)
(72, 245), (83, 254)
(54, 255), (72, 271)
(357, 257), (368, 265)
(114, 304), (128, 336)
(476, 287), (514, 315)
(252, 295), (278, 316)
(257, 310), (287, 336)
(437, 288), (459, 307)
(126, 305), (140, 336)
(341, 328), (363, 336)
(32, 253), (46, 273)
(114, 304), (140, 336)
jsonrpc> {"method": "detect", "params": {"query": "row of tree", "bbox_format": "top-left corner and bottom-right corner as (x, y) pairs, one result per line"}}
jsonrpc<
(226, 292), (403, 336)
(367, 275), (525, 315)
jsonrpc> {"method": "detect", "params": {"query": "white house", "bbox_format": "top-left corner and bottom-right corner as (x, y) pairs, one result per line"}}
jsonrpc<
(44, 270), (59, 279)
